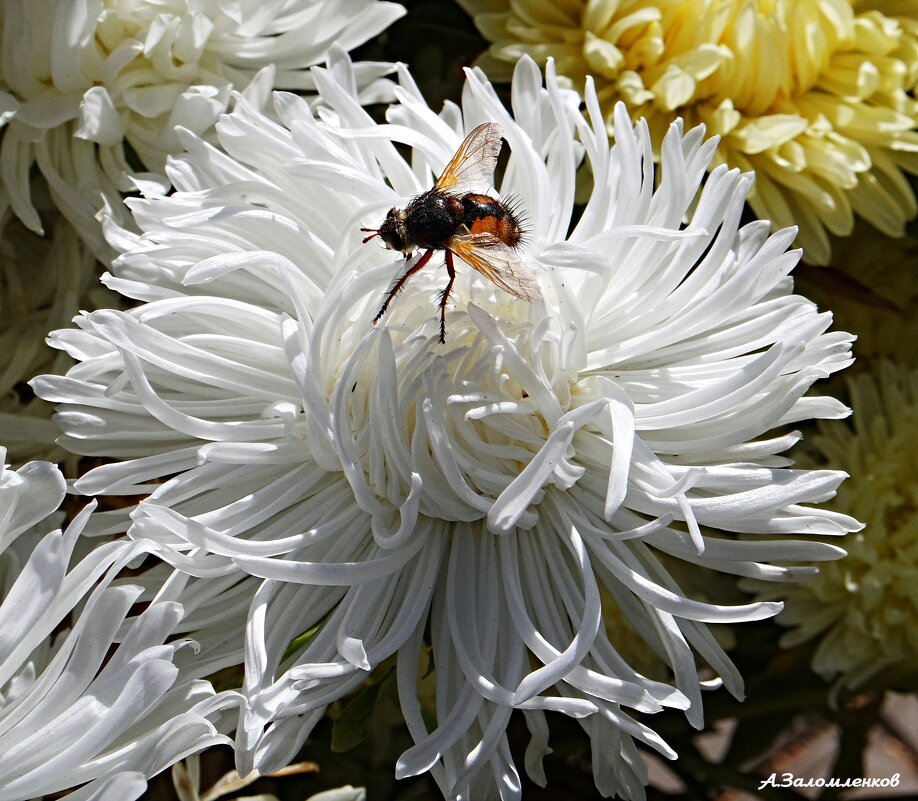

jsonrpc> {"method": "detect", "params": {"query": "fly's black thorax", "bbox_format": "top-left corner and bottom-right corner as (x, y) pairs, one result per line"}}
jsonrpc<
(404, 190), (464, 249)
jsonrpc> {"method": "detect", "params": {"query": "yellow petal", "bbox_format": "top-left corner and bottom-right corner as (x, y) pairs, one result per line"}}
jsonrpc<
(474, 12), (513, 42)
(800, 132), (871, 186)
(650, 64), (697, 111)
(615, 70), (654, 106)
(849, 173), (909, 236)
(853, 11), (902, 55)
(583, 32), (624, 78)
(509, 0), (578, 28)
(698, 98), (742, 136)
(729, 114), (809, 153)
(817, 55), (881, 99)
(583, 0), (623, 36)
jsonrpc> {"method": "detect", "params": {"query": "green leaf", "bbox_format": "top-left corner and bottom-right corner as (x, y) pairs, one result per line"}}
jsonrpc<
(281, 625), (321, 662)
(331, 668), (395, 753)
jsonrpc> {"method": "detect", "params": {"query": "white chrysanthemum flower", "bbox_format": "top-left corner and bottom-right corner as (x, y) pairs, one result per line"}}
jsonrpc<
(0, 0), (404, 255)
(0, 452), (238, 801)
(35, 52), (860, 800)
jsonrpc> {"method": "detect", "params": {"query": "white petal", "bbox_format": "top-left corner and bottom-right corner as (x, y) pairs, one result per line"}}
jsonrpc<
(75, 87), (124, 147)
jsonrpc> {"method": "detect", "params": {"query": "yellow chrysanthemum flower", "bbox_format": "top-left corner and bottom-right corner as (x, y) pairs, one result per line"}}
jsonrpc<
(460, 0), (918, 264)
(752, 362), (918, 691)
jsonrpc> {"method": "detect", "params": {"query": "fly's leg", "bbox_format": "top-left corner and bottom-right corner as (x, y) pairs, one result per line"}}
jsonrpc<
(438, 250), (457, 344)
(373, 249), (435, 325)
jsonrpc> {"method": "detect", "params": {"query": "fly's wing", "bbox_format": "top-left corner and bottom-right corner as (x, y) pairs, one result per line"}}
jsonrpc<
(434, 122), (503, 194)
(449, 232), (542, 302)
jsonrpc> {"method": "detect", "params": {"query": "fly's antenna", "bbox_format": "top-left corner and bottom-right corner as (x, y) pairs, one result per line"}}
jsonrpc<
(360, 228), (380, 244)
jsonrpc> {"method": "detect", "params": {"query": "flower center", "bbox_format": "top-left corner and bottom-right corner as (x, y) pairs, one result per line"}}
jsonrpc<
(302, 268), (591, 535)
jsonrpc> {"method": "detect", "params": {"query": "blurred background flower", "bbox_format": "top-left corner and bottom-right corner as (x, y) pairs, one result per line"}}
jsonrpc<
(0, 0), (404, 256)
(33, 44), (860, 798)
(0, 210), (116, 466)
(795, 219), (918, 367)
(750, 362), (918, 693)
(458, 0), (918, 265)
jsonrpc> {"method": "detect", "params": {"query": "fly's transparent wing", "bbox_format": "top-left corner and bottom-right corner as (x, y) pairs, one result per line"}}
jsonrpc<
(449, 232), (542, 301)
(434, 122), (503, 194)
